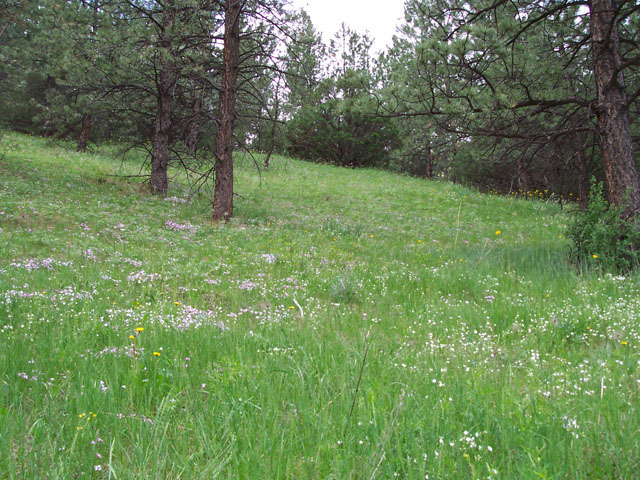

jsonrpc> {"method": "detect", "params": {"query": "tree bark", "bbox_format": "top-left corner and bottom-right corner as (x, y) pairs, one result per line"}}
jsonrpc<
(517, 157), (531, 192)
(77, 113), (91, 152)
(150, 65), (177, 196)
(213, 0), (241, 222)
(76, 0), (99, 153)
(185, 93), (203, 154)
(425, 141), (433, 179)
(264, 94), (279, 168)
(150, 2), (177, 197)
(572, 133), (591, 211)
(590, 0), (640, 220)
(42, 75), (57, 136)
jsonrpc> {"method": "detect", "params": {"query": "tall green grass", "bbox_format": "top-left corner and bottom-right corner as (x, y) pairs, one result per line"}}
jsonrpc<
(1, 131), (639, 478)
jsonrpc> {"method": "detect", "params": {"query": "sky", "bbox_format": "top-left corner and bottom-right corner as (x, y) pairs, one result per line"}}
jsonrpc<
(289, 0), (406, 53)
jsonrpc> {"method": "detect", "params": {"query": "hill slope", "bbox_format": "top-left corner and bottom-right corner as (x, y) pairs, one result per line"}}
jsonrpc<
(1, 132), (639, 478)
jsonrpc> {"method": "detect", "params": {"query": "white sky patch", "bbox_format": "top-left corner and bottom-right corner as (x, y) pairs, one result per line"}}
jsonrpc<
(290, 0), (406, 53)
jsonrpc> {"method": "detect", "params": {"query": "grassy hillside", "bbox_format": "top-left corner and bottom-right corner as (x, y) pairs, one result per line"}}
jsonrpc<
(1, 131), (639, 479)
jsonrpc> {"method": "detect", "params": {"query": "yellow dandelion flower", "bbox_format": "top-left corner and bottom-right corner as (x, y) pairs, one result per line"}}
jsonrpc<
(592, 254), (598, 259)
(370, 234), (374, 238)
(153, 351), (161, 356)
(586, 326), (591, 330)
(495, 230), (501, 236)
(289, 306), (295, 310)
(621, 341), (628, 346)
(174, 301), (180, 306)
(135, 327), (144, 332)
(129, 335), (135, 340)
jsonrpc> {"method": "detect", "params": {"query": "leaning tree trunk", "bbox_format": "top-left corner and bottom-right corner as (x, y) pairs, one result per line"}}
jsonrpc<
(590, 0), (640, 220)
(77, 114), (91, 152)
(213, 0), (241, 222)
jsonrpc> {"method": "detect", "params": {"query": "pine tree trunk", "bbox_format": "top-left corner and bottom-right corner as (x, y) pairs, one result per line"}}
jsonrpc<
(77, 114), (91, 152)
(150, 66), (176, 196)
(517, 158), (531, 193)
(42, 75), (57, 137)
(264, 100), (279, 168)
(185, 94), (203, 154)
(574, 134), (590, 211)
(590, 0), (640, 220)
(150, 3), (177, 197)
(425, 143), (433, 179)
(213, 0), (241, 222)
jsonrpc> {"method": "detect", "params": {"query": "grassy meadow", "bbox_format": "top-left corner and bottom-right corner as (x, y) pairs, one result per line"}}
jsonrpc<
(1, 131), (639, 479)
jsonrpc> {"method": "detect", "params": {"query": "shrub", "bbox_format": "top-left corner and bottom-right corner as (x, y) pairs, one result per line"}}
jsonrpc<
(567, 180), (640, 272)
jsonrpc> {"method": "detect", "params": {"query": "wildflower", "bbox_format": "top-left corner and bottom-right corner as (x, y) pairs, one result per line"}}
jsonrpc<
(621, 341), (628, 346)
(417, 240), (422, 243)
(153, 351), (161, 356)
(94, 465), (102, 471)
(129, 335), (135, 340)
(558, 235), (563, 239)
(586, 326), (592, 331)
(289, 306), (295, 310)
(135, 327), (144, 332)
(174, 301), (180, 306)
(495, 230), (501, 236)
(261, 253), (276, 263)
(592, 254), (598, 259)
(370, 234), (374, 238)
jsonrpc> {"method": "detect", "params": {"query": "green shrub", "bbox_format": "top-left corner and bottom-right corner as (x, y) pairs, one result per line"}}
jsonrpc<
(567, 180), (640, 272)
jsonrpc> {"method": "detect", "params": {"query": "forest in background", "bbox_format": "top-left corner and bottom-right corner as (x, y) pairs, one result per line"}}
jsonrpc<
(1, 0), (639, 219)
